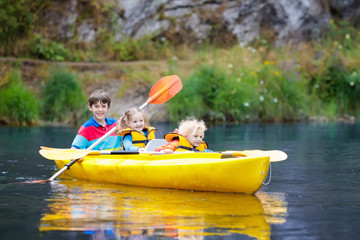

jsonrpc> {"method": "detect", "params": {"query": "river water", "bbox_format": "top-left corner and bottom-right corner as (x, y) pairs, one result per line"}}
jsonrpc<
(0, 122), (359, 239)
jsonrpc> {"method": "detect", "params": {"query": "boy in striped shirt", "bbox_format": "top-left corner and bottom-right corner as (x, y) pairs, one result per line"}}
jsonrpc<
(71, 89), (121, 150)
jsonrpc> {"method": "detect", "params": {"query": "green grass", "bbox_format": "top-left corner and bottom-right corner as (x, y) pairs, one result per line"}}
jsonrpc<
(41, 67), (89, 124)
(168, 61), (310, 123)
(0, 70), (40, 125)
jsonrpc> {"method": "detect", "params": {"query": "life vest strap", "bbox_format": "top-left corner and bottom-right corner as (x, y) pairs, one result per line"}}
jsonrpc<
(132, 140), (150, 144)
(177, 146), (199, 151)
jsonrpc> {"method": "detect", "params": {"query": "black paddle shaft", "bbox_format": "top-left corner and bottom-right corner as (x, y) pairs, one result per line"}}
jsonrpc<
(107, 151), (140, 155)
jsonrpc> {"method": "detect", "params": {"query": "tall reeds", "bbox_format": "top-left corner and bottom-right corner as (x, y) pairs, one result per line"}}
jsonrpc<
(41, 67), (88, 125)
(0, 70), (40, 125)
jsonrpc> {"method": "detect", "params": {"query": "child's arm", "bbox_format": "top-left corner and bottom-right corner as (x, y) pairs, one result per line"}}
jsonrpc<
(123, 135), (143, 152)
(155, 140), (179, 152)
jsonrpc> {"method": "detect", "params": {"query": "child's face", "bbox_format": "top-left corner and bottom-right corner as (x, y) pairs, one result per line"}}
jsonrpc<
(185, 128), (204, 147)
(89, 101), (109, 123)
(128, 112), (145, 131)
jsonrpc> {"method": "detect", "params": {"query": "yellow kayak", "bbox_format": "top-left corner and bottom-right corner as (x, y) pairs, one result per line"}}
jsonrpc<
(50, 151), (270, 194)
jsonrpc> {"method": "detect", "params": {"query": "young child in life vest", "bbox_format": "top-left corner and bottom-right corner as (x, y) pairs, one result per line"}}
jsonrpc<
(155, 117), (210, 153)
(115, 107), (156, 152)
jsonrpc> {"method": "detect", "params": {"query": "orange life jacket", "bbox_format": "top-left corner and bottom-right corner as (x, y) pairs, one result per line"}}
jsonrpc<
(164, 132), (208, 152)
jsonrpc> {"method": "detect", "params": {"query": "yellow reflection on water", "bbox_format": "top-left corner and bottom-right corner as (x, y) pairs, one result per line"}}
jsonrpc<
(39, 180), (287, 239)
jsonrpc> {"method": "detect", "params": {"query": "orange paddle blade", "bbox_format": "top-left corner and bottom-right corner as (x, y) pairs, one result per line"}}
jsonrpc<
(147, 75), (182, 105)
(40, 146), (57, 150)
(23, 179), (50, 184)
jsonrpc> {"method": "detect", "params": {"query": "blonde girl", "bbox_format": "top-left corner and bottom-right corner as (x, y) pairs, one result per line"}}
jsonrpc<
(155, 117), (210, 153)
(115, 107), (156, 152)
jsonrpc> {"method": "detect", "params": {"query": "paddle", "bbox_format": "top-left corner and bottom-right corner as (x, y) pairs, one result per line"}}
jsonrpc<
(40, 147), (287, 162)
(87, 75), (182, 150)
(222, 150), (288, 162)
(33, 75), (182, 183)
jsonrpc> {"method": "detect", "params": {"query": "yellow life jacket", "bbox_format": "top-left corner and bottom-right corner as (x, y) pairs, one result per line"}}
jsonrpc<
(170, 134), (208, 152)
(120, 127), (156, 149)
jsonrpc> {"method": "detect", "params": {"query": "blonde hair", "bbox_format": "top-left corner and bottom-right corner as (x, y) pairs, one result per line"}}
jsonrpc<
(178, 117), (207, 137)
(115, 107), (149, 135)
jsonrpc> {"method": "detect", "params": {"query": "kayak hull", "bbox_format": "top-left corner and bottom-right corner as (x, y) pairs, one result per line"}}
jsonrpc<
(53, 152), (270, 194)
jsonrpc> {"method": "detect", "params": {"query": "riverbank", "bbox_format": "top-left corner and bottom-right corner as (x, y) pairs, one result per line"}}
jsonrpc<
(0, 57), (176, 124)
(1, 29), (360, 126)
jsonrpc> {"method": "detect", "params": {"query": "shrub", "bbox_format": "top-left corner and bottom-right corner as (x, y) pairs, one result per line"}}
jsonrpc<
(168, 66), (227, 122)
(0, 70), (40, 125)
(214, 69), (260, 122)
(345, 70), (360, 116)
(314, 44), (360, 115)
(0, 0), (33, 47)
(112, 35), (169, 61)
(325, 20), (359, 51)
(168, 61), (310, 123)
(315, 60), (360, 116)
(0, 0), (49, 53)
(42, 67), (88, 124)
(168, 66), (260, 123)
(31, 34), (71, 61)
(255, 60), (308, 121)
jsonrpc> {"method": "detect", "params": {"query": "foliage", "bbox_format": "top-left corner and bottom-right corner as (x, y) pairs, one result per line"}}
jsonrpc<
(111, 35), (170, 61)
(345, 71), (360, 115)
(168, 61), (311, 123)
(213, 69), (260, 122)
(0, 70), (40, 125)
(0, 0), (49, 49)
(325, 20), (360, 51)
(314, 59), (360, 116)
(0, 0), (32, 46)
(1, 9), (359, 123)
(255, 60), (308, 121)
(41, 67), (88, 124)
(310, 19), (359, 105)
(31, 34), (71, 61)
(168, 66), (218, 122)
(309, 19), (360, 117)
(168, 65), (252, 123)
